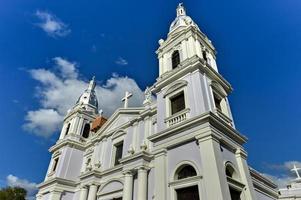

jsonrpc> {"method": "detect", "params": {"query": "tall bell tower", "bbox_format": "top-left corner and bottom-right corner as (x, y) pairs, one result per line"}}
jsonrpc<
(154, 3), (234, 132)
(151, 3), (256, 199)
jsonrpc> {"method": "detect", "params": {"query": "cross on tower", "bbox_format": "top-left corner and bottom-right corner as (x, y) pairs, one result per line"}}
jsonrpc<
(122, 91), (132, 108)
(291, 164), (301, 180)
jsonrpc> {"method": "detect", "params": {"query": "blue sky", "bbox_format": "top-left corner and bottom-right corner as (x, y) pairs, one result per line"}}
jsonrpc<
(0, 0), (301, 198)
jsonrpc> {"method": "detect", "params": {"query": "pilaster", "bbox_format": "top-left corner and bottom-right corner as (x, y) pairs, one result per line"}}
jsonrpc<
(49, 189), (63, 200)
(196, 131), (231, 200)
(235, 148), (256, 200)
(154, 149), (167, 200)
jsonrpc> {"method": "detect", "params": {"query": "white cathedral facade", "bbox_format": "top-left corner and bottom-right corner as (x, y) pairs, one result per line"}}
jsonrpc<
(36, 4), (280, 200)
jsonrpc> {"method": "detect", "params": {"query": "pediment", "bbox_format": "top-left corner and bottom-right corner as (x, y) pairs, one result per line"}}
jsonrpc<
(95, 108), (143, 136)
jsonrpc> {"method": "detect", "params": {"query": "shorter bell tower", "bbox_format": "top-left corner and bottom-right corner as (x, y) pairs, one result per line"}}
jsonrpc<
(58, 76), (99, 140)
(42, 77), (100, 184)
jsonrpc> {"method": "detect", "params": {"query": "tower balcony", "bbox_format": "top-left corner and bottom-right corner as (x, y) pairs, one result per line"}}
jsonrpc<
(165, 108), (190, 127)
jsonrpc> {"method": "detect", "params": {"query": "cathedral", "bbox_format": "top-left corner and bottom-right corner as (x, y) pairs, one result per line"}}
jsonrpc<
(36, 4), (280, 200)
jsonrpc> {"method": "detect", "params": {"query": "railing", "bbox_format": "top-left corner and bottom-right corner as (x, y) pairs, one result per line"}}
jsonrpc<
(165, 108), (190, 127)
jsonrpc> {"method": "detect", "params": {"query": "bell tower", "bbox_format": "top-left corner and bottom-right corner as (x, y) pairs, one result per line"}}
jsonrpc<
(58, 76), (99, 140)
(39, 77), (100, 200)
(154, 3), (234, 132)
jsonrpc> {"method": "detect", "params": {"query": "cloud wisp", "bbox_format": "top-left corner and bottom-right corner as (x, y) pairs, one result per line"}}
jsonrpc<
(261, 160), (301, 188)
(35, 10), (71, 37)
(23, 57), (144, 138)
(6, 174), (38, 200)
(115, 57), (128, 66)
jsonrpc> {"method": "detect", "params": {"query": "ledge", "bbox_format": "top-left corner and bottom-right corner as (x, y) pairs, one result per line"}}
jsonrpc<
(149, 111), (247, 145)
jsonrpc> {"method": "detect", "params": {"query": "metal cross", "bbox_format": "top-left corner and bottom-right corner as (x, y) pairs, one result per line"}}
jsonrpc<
(291, 164), (301, 180)
(122, 91), (132, 108)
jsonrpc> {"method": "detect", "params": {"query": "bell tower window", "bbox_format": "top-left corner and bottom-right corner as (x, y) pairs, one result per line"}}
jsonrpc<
(52, 158), (59, 172)
(65, 123), (70, 136)
(202, 50), (207, 62)
(82, 123), (90, 138)
(170, 91), (185, 115)
(172, 50), (180, 69)
(214, 94), (222, 111)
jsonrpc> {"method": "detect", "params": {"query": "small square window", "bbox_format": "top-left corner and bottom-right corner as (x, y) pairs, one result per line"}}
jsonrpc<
(114, 142), (123, 166)
(170, 92), (185, 115)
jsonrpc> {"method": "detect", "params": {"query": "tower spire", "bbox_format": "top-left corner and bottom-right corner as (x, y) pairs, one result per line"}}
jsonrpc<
(88, 76), (96, 91)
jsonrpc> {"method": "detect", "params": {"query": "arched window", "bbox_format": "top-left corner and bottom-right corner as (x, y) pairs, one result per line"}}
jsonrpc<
(82, 123), (90, 138)
(65, 123), (71, 136)
(225, 163), (238, 180)
(172, 50), (180, 69)
(226, 165), (235, 178)
(176, 165), (197, 180)
(175, 164), (199, 200)
(225, 162), (242, 200)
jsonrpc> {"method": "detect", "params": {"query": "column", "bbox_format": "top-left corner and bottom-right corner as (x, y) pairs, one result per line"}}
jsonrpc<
(137, 167), (148, 200)
(49, 190), (62, 200)
(196, 130), (231, 200)
(87, 184), (98, 200)
(70, 117), (79, 134)
(79, 185), (88, 200)
(76, 117), (84, 135)
(154, 149), (167, 200)
(235, 148), (256, 200)
(188, 36), (196, 57)
(122, 170), (133, 200)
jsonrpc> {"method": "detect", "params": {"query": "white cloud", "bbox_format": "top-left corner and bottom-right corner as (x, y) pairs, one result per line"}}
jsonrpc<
(6, 174), (38, 200)
(262, 160), (301, 188)
(23, 109), (64, 138)
(35, 10), (70, 37)
(24, 57), (144, 138)
(115, 57), (128, 66)
(261, 173), (292, 188)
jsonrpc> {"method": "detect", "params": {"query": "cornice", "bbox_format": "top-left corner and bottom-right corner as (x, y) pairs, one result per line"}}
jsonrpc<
(37, 177), (77, 189)
(152, 56), (232, 94)
(49, 138), (86, 152)
(119, 151), (154, 165)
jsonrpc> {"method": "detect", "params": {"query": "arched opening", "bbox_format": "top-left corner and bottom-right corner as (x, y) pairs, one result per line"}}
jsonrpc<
(225, 163), (242, 200)
(202, 50), (207, 62)
(82, 123), (90, 138)
(176, 165), (197, 180)
(226, 165), (235, 178)
(64, 123), (70, 136)
(175, 164), (199, 200)
(172, 50), (180, 69)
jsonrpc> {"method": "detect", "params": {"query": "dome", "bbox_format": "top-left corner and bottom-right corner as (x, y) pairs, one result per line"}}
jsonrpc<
(169, 3), (200, 33)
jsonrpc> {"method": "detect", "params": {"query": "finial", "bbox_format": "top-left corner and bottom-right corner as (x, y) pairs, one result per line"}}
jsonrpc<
(177, 2), (186, 17)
